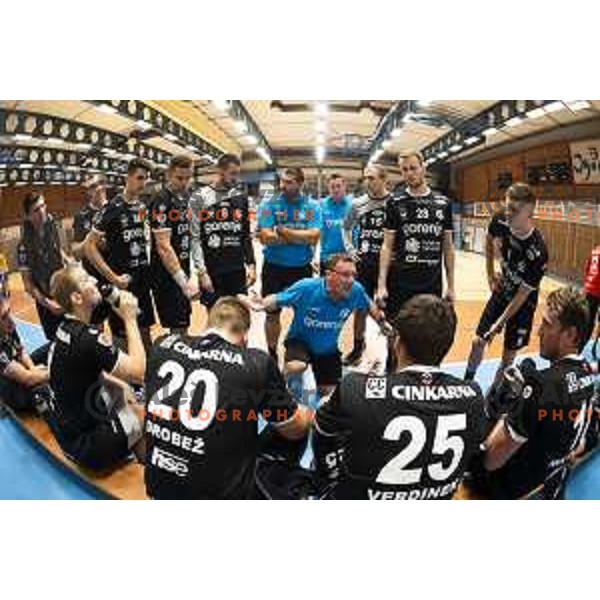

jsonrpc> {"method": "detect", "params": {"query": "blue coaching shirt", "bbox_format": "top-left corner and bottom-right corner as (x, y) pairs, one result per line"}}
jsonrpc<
(276, 278), (371, 355)
(320, 195), (352, 263)
(257, 194), (323, 267)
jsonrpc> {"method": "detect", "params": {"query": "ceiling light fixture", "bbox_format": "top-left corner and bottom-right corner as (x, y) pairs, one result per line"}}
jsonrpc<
(544, 101), (565, 113)
(315, 101), (328, 117)
(526, 107), (546, 120)
(212, 100), (231, 112)
(505, 116), (523, 128)
(135, 120), (153, 131)
(96, 103), (118, 115)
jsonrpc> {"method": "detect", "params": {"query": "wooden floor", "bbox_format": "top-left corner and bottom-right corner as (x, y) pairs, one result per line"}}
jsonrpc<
(5, 250), (566, 500)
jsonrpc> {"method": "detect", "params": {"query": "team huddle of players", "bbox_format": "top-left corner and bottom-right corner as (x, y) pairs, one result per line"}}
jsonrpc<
(1, 150), (598, 500)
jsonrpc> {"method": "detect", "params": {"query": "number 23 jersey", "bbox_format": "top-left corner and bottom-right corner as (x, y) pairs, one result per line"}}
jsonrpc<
(315, 367), (487, 499)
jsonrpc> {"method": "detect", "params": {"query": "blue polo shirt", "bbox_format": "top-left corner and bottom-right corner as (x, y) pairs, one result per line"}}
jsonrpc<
(257, 194), (323, 267)
(276, 278), (370, 355)
(320, 195), (352, 263)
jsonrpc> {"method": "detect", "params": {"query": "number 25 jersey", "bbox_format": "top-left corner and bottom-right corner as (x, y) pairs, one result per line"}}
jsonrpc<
(315, 367), (487, 500)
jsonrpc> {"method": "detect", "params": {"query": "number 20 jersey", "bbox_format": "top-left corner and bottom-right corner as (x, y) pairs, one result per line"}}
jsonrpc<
(315, 368), (487, 500)
(144, 332), (297, 499)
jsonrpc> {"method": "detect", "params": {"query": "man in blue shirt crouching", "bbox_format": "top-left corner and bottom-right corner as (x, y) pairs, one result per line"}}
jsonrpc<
(240, 253), (391, 403)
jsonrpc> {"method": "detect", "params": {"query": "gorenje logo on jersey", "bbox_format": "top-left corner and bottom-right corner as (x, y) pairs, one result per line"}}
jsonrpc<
(391, 384), (478, 402)
(151, 446), (189, 477)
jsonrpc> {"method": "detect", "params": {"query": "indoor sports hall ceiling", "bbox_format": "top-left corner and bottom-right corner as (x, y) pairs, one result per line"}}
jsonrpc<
(1, 100), (599, 187)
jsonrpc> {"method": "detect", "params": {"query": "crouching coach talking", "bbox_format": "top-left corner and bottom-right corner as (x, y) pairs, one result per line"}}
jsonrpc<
(47, 264), (146, 471)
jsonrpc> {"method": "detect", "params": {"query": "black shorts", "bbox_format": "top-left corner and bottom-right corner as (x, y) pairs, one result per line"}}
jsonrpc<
(357, 260), (378, 299)
(261, 262), (313, 298)
(61, 390), (142, 472)
(284, 338), (341, 386)
(201, 268), (248, 308)
(108, 281), (155, 337)
(386, 268), (442, 320)
(476, 291), (538, 351)
(152, 277), (191, 329)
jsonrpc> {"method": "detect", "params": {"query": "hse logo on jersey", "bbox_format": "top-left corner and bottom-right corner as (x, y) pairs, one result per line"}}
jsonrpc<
(151, 447), (189, 477)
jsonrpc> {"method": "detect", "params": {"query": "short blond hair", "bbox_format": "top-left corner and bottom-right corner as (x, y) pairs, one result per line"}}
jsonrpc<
(50, 265), (84, 313)
(208, 296), (251, 335)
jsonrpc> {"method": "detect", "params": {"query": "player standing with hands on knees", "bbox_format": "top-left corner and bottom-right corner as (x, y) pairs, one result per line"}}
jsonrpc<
(464, 183), (548, 385)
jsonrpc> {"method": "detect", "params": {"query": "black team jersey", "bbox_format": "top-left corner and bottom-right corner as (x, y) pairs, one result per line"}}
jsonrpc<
(92, 195), (150, 284)
(315, 367), (486, 500)
(144, 332), (298, 499)
(148, 186), (192, 278)
(488, 356), (595, 499)
(48, 317), (120, 440)
(384, 189), (453, 294)
(345, 193), (391, 266)
(488, 214), (548, 301)
(73, 202), (105, 280)
(189, 184), (255, 276)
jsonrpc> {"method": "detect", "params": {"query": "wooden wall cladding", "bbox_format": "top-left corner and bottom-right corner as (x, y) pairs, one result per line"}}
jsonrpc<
(455, 137), (600, 283)
(0, 185), (85, 229)
(531, 219), (600, 281)
(462, 163), (489, 203)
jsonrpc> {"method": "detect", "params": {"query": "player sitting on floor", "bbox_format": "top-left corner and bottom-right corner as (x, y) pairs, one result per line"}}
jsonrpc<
(0, 292), (51, 413)
(47, 265), (146, 471)
(479, 287), (596, 499)
(144, 296), (311, 500)
(313, 294), (487, 500)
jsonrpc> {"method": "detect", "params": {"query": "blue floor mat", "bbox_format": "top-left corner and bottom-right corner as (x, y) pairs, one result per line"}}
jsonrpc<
(0, 415), (104, 500)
